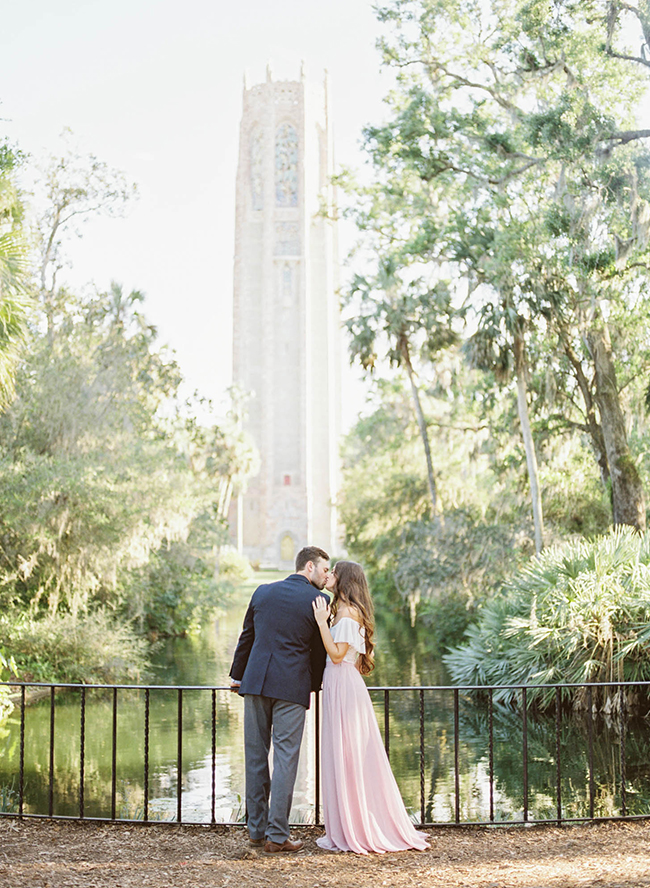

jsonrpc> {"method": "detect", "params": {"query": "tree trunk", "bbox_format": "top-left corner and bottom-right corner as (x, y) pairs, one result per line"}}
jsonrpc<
(588, 326), (646, 530)
(399, 335), (439, 516)
(513, 333), (545, 553)
(557, 327), (610, 487)
(40, 206), (64, 346)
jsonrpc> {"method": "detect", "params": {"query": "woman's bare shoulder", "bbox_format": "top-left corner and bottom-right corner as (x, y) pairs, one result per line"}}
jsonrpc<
(337, 604), (363, 624)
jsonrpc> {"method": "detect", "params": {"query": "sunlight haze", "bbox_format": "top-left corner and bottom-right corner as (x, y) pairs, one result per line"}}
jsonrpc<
(1, 0), (387, 420)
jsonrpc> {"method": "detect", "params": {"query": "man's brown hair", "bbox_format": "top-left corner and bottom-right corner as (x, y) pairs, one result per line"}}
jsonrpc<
(295, 546), (329, 572)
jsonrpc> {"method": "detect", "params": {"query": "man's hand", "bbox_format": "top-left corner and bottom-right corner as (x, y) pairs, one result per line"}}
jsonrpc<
(312, 596), (330, 627)
(230, 680), (241, 693)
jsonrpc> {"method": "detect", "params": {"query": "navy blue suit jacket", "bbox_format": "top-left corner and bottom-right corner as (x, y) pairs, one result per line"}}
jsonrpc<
(229, 573), (327, 709)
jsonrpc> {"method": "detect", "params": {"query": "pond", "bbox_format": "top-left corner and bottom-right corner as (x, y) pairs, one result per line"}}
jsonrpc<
(2, 572), (650, 825)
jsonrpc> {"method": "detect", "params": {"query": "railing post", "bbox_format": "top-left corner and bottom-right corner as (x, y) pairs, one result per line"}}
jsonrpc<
(111, 687), (118, 821)
(49, 686), (55, 817)
(587, 685), (595, 819)
(522, 686), (528, 824)
(419, 689), (425, 825)
(619, 686), (627, 817)
(454, 688), (460, 824)
(143, 687), (150, 823)
(555, 686), (562, 825)
(79, 686), (86, 819)
(315, 690), (321, 826)
(384, 689), (390, 760)
(211, 689), (217, 825)
(177, 688), (183, 823)
(19, 686), (25, 818)
(488, 688), (494, 823)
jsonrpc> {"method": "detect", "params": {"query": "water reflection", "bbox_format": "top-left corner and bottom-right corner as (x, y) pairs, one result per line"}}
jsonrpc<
(2, 574), (650, 824)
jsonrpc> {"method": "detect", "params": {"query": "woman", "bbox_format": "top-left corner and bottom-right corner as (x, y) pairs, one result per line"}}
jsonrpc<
(312, 561), (429, 854)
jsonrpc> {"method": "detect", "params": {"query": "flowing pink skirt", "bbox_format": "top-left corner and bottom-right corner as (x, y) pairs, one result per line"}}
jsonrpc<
(316, 660), (429, 854)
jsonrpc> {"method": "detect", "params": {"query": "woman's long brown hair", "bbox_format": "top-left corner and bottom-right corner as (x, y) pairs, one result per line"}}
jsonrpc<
(330, 561), (375, 675)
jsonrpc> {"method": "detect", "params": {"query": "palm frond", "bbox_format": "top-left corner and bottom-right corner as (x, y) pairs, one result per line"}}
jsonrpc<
(445, 528), (650, 708)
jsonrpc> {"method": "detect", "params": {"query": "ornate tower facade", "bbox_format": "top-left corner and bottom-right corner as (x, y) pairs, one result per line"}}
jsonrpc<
(231, 66), (341, 568)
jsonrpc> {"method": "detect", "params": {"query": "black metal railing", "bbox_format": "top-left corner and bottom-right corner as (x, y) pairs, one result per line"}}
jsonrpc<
(1, 679), (649, 827)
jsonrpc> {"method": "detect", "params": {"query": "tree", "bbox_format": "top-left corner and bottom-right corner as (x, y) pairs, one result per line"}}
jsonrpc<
(604, 0), (650, 72)
(0, 139), (30, 407)
(351, 0), (650, 530)
(0, 279), (259, 628)
(0, 140), (257, 678)
(0, 283), (192, 614)
(34, 132), (137, 341)
(337, 358), (556, 637)
(345, 260), (457, 515)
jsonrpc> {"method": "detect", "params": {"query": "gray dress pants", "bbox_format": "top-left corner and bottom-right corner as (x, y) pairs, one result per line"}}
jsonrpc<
(244, 694), (307, 843)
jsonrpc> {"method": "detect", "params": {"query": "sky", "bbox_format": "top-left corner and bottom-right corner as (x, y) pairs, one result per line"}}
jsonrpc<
(1, 0), (391, 423)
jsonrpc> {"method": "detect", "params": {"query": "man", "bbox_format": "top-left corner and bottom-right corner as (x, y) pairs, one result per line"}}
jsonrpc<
(229, 545), (330, 853)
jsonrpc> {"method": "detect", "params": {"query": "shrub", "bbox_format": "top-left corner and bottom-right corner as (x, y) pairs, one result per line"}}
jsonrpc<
(217, 547), (253, 585)
(0, 650), (16, 721)
(0, 609), (149, 684)
(444, 528), (650, 708)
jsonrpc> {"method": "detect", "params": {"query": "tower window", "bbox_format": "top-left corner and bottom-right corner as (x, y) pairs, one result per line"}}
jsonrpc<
(275, 124), (298, 207)
(250, 129), (264, 210)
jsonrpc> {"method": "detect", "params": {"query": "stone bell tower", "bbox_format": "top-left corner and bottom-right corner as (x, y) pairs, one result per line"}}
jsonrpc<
(231, 65), (341, 568)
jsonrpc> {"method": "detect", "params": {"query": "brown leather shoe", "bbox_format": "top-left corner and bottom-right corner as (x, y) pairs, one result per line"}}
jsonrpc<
(248, 837), (264, 846)
(263, 839), (304, 853)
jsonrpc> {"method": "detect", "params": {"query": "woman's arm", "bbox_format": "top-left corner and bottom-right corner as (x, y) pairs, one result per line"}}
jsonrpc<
(312, 597), (350, 664)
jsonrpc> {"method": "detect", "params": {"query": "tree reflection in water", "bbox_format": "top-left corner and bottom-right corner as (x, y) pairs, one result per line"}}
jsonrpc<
(2, 586), (650, 823)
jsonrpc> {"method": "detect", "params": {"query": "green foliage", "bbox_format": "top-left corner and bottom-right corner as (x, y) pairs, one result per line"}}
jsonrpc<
(35, 132), (137, 305)
(346, 0), (650, 536)
(339, 384), (431, 605)
(0, 609), (149, 684)
(420, 591), (476, 653)
(345, 268), (458, 375)
(217, 546), (254, 585)
(124, 544), (221, 638)
(539, 444), (612, 536)
(0, 445), (197, 615)
(0, 147), (257, 680)
(0, 287), (202, 617)
(340, 365), (533, 631)
(444, 528), (650, 707)
(0, 783), (18, 813)
(0, 137), (30, 407)
(394, 514), (520, 649)
(123, 529), (252, 638)
(0, 275), (257, 649)
(0, 648), (16, 721)
(340, 346), (625, 653)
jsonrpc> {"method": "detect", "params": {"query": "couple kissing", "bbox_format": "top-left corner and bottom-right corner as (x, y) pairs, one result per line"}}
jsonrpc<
(229, 545), (429, 855)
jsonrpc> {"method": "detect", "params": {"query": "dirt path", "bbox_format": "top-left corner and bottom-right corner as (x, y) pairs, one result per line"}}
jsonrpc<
(2, 818), (650, 887)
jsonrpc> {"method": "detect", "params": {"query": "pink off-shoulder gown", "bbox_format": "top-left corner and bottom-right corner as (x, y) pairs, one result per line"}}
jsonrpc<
(316, 617), (429, 854)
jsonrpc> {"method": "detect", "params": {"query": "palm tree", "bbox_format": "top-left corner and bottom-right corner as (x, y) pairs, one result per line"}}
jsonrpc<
(346, 262), (458, 518)
(465, 299), (545, 554)
(0, 144), (30, 407)
(445, 528), (650, 710)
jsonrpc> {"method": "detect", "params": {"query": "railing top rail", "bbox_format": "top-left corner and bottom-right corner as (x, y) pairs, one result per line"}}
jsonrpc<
(3, 679), (650, 692)
(0, 681), (234, 691)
